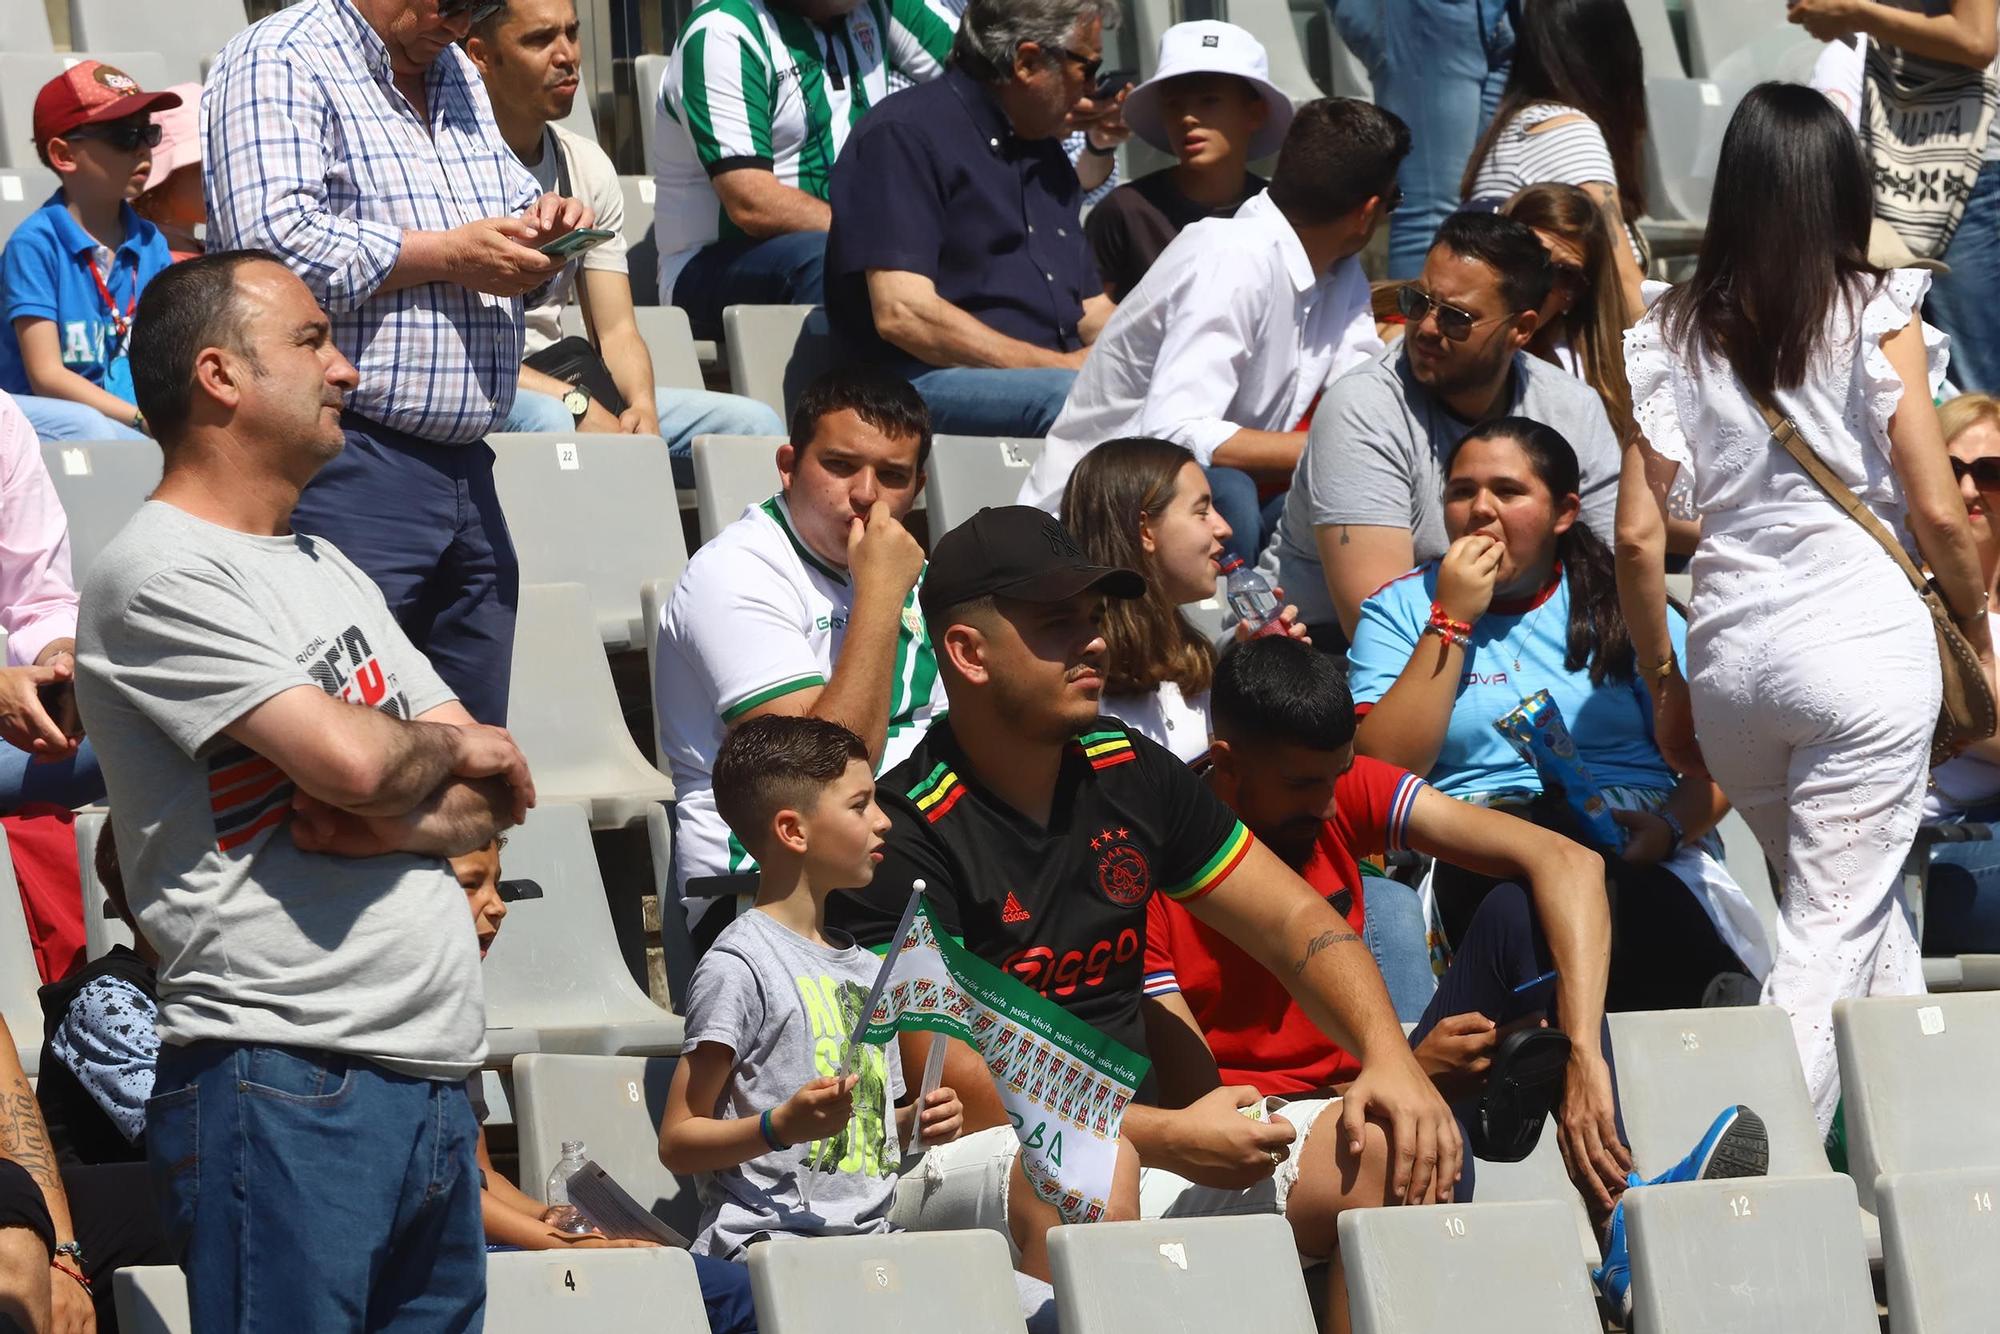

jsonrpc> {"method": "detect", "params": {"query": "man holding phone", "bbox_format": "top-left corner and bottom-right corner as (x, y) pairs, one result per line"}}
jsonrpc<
(467, 0), (785, 469)
(204, 0), (596, 726)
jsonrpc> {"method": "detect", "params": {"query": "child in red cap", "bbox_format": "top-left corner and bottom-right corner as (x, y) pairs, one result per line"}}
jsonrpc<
(0, 62), (181, 442)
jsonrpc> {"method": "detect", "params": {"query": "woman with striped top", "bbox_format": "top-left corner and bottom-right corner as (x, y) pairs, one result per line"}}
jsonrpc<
(1461, 0), (1649, 317)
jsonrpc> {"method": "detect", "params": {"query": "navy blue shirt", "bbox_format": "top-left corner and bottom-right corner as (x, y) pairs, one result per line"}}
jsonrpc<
(825, 63), (1099, 369)
(0, 193), (172, 405)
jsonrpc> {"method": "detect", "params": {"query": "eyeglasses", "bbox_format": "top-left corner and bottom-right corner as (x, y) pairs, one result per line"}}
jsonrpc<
(67, 122), (162, 152)
(1055, 46), (1103, 83)
(1396, 284), (1512, 342)
(1951, 455), (2000, 489)
(439, 0), (505, 22)
(1383, 184), (1404, 213)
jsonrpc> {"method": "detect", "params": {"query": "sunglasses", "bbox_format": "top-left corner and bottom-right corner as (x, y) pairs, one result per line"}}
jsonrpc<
(1952, 456), (2000, 489)
(1396, 284), (1512, 343)
(1549, 260), (1587, 289)
(1056, 45), (1103, 83)
(439, 0), (505, 21)
(1383, 184), (1404, 213)
(68, 122), (162, 152)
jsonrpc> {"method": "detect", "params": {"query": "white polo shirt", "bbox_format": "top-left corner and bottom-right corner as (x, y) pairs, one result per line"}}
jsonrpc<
(1019, 190), (1382, 512)
(654, 494), (945, 915)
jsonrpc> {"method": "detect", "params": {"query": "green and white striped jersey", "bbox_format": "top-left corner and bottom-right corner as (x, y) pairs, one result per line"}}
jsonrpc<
(649, 0), (956, 297)
(653, 494), (945, 916)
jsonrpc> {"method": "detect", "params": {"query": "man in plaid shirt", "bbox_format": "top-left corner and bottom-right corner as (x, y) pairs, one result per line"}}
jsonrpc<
(204, 0), (595, 725)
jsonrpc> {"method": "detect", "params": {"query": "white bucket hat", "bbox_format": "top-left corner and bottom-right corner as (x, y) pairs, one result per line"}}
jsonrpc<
(1121, 21), (1296, 161)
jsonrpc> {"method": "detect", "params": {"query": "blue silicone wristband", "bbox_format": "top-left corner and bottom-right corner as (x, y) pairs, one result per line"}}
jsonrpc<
(759, 1108), (788, 1151)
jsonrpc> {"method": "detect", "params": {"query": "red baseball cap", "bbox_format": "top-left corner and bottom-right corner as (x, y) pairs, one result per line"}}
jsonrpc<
(33, 61), (183, 149)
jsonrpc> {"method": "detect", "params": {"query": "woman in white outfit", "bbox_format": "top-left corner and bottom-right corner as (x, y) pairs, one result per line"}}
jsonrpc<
(1614, 84), (1994, 1134)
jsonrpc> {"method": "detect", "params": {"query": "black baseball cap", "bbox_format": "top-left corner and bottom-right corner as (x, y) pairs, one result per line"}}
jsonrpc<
(920, 506), (1146, 615)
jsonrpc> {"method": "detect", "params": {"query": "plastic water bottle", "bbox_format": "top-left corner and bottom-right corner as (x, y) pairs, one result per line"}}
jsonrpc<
(543, 1139), (595, 1234)
(1220, 557), (1287, 637)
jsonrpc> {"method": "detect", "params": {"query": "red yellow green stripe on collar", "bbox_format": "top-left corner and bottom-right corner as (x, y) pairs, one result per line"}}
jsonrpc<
(909, 761), (968, 824)
(1165, 821), (1252, 902)
(1073, 729), (1136, 769)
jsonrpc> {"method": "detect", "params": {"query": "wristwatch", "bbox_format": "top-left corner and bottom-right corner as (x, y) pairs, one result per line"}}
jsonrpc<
(561, 385), (591, 425)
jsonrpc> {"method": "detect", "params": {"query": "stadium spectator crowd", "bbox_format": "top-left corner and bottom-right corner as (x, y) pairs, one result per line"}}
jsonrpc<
(2, 0), (1997, 1330)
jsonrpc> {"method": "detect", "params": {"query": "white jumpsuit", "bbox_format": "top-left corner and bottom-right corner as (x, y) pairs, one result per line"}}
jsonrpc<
(1624, 270), (1947, 1133)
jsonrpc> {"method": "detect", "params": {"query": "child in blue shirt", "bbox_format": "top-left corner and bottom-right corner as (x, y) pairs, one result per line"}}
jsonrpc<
(0, 62), (180, 442)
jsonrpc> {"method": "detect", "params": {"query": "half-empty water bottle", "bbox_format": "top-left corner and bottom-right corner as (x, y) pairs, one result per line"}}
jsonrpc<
(1220, 557), (1287, 637)
(543, 1139), (595, 1234)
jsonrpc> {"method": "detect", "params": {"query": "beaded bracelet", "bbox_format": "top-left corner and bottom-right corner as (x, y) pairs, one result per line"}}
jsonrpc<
(1425, 603), (1474, 648)
(759, 1107), (789, 1151)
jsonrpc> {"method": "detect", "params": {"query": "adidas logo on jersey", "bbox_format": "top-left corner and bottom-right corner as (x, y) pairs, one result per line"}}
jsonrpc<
(1002, 891), (1032, 924)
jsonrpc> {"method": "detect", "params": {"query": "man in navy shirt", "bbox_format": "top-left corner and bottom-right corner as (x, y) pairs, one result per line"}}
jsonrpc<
(825, 0), (1118, 437)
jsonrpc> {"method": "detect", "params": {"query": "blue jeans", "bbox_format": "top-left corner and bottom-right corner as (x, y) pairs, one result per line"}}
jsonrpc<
(671, 232), (827, 340)
(1927, 159), (2000, 394)
(503, 386), (784, 488)
(0, 738), (103, 813)
(1922, 814), (2000, 955)
(10, 394), (148, 441)
(1363, 873), (1438, 1023)
(690, 1256), (759, 1334)
(147, 1042), (485, 1332)
(907, 367), (1077, 439)
(1330, 0), (1516, 278)
(1203, 466), (1287, 568)
(290, 415), (518, 725)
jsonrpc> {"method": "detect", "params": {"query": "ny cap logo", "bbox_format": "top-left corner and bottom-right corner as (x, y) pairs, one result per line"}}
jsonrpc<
(1038, 514), (1084, 559)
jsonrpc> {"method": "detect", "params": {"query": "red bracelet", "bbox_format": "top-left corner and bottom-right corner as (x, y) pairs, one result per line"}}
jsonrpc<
(1426, 603), (1474, 648)
(50, 1258), (90, 1293)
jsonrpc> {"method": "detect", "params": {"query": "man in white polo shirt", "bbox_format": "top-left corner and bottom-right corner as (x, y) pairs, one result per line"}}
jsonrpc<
(654, 367), (943, 944)
(1019, 96), (1408, 565)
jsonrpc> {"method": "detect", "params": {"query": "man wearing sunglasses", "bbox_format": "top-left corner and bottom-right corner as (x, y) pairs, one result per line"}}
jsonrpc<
(0, 62), (181, 445)
(1261, 210), (1622, 644)
(205, 0), (596, 729)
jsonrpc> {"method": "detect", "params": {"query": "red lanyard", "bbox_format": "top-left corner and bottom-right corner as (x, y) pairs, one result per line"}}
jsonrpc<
(86, 250), (137, 347)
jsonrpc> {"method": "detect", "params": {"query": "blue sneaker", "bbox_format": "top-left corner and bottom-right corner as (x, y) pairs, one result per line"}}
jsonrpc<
(1592, 1105), (1769, 1322)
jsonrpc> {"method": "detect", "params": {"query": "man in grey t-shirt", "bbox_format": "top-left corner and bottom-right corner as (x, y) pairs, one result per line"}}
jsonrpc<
(74, 253), (535, 1332)
(1260, 211), (1620, 642)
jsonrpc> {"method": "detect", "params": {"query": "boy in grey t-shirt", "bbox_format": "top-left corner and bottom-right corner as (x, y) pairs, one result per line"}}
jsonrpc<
(660, 715), (965, 1255)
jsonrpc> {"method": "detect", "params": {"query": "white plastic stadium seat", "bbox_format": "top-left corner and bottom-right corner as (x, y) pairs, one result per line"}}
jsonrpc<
(636, 53), (670, 185)
(507, 583), (676, 828)
(1322, 17), (1371, 100)
(0, 0), (54, 53)
(1340, 1200), (1601, 1334)
(69, 0), (248, 84)
(485, 1247), (707, 1330)
(1682, 0), (1791, 79)
(722, 303), (838, 421)
(39, 439), (163, 584)
(1835, 992), (2000, 1214)
(750, 1229), (1030, 1334)
(1624, 1174), (1876, 1333)
(1050, 1215), (1315, 1334)
(691, 434), (783, 547)
(512, 1052), (702, 1239)
(1877, 1166), (2000, 1334)
(1463, 1112), (1600, 1266)
(481, 802), (683, 1057)
(0, 166), (59, 248)
(489, 432), (689, 652)
(634, 305), (707, 391)
(0, 828), (42, 1075)
(928, 435), (1045, 537)
(1220, 0), (1323, 102)
(1642, 77), (1736, 225)
(112, 1265), (192, 1334)
(0, 53), (172, 170)
(76, 810), (135, 961)
(1626, 0), (1686, 82)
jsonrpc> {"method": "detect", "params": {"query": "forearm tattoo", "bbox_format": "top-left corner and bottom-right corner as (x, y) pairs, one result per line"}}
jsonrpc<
(0, 1069), (60, 1201)
(1291, 926), (1361, 977)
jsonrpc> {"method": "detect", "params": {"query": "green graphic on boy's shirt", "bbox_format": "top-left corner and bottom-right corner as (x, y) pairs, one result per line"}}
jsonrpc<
(795, 974), (894, 1177)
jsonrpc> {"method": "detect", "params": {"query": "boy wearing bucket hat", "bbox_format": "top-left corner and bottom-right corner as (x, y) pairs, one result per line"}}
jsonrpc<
(0, 62), (181, 443)
(132, 84), (204, 262)
(1086, 21), (1293, 305)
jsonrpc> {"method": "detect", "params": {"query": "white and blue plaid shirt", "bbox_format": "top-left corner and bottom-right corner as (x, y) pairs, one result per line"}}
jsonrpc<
(203, 0), (541, 443)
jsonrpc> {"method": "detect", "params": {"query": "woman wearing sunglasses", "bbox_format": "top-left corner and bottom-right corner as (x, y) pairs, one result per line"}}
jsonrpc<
(1349, 417), (1762, 1013)
(1500, 182), (1635, 444)
(1617, 83), (1993, 1136)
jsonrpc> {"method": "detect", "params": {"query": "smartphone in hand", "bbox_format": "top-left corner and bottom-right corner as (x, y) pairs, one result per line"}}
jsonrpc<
(538, 227), (616, 259)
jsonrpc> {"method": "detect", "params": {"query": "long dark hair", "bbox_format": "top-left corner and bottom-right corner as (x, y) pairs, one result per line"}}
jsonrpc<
(1656, 82), (1881, 401)
(1449, 417), (1635, 684)
(1061, 438), (1215, 698)
(1462, 0), (1649, 222)
(1502, 183), (1635, 440)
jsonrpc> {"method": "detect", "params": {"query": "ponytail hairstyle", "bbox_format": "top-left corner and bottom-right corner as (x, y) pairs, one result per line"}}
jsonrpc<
(1061, 438), (1216, 697)
(1449, 417), (1635, 684)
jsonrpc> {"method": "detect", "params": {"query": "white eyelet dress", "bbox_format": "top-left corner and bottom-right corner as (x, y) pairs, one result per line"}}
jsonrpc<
(1623, 270), (1949, 1134)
